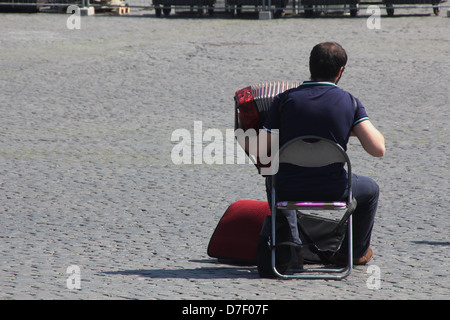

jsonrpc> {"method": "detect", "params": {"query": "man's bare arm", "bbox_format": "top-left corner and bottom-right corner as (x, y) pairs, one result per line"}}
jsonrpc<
(352, 120), (385, 157)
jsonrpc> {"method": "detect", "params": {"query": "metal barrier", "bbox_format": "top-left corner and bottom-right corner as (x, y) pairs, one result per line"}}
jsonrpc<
(0, 0), (448, 16)
(0, 0), (60, 12)
(0, 0), (131, 13)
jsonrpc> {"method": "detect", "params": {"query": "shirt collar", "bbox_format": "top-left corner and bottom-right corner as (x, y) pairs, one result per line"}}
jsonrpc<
(300, 81), (338, 87)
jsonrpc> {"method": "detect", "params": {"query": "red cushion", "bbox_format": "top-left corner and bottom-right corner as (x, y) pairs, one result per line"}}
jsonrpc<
(207, 200), (270, 264)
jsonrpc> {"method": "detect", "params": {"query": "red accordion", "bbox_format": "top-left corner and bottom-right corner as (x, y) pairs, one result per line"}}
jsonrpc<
(234, 82), (299, 131)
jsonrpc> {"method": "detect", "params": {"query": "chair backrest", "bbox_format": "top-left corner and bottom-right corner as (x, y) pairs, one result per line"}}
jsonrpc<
(273, 136), (353, 201)
(277, 136), (350, 169)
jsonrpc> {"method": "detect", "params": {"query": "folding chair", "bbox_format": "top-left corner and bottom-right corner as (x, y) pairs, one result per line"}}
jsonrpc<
(270, 135), (356, 279)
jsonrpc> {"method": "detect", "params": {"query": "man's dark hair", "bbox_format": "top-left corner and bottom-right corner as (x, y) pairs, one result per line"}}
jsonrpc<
(309, 42), (348, 81)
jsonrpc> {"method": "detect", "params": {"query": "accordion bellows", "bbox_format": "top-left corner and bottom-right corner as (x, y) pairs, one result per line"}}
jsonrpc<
(235, 81), (300, 131)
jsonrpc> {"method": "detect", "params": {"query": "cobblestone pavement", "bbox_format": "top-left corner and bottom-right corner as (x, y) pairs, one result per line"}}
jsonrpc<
(0, 7), (449, 300)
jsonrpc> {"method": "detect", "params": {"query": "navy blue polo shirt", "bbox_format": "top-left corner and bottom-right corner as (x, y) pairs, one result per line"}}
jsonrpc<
(263, 81), (369, 201)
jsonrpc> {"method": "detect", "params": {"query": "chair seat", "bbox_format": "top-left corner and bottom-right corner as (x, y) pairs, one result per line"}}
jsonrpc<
(277, 201), (347, 210)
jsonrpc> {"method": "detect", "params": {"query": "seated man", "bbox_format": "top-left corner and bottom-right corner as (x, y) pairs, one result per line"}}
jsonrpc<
(260, 42), (385, 266)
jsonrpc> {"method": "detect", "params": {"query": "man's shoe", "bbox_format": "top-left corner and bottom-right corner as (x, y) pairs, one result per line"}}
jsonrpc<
(333, 248), (373, 266)
(353, 248), (373, 265)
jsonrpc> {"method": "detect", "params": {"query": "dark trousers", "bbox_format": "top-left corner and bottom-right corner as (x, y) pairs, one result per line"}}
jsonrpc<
(266, 173), (379, 258)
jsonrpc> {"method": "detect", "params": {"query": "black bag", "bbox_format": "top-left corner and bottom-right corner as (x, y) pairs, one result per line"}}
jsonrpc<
(297, 212), (347, 264)
(298, 198), (356, 264)
(257, 214), (301, 278)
